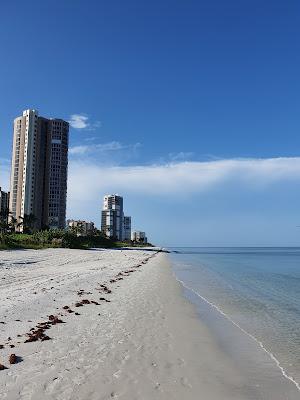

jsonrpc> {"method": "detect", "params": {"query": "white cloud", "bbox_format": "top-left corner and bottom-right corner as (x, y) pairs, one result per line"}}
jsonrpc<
(168, 151), (194, 161)
(69, 145), (90, 155)
(69, 114), (89, 129)
(69, 141), (141, 156)
(68, 114), (102, 130)
(68, 157), (300, 203)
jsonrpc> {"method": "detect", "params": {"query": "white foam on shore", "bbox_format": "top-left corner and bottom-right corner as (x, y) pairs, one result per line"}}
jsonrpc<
(174, 275), (300, 392)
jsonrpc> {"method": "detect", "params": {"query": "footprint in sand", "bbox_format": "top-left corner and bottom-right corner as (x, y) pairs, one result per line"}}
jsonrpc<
(113, 369), (121, 378)
(44, 377), (61, 394)
(71, 373), (86, 385)
(180, 377), (192, 388)
(56, 385), (74, 400)
(177, 357), (185, 366)
(121, 353), (130, 364)
(19, 381), (37, 400)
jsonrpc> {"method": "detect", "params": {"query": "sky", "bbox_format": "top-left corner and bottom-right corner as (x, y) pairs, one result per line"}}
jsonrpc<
(0, 0), (300, 246)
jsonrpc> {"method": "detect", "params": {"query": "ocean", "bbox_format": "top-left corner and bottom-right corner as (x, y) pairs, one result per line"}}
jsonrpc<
(169, 247), (300, 393)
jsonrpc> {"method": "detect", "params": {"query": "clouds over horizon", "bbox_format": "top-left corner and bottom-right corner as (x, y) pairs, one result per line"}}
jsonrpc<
(68, 157), (300, 200)
(2, 156), (300, 244)
(2, 156), (300, 195)
(67, 156), (300, 245)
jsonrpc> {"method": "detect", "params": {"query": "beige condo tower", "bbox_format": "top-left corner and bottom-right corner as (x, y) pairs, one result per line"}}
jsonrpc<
(9, 109), (69, 231)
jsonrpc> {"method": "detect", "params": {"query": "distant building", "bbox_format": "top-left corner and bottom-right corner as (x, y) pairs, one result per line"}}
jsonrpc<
(9, 109), (69, 231)
(67, 219), (95, 236)
(131, 231), (147, 244)
(0, 187), (9, 222)
(123, 216), (131, 241)
(101, 194), (124, 240)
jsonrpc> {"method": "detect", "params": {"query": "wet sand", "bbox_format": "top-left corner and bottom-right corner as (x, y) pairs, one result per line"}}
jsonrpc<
(0, 248), (299, 399)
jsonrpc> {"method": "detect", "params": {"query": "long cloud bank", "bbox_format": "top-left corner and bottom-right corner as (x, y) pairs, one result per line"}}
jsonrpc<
(2, 157), (300, 198)
(68, 157), (300, 200)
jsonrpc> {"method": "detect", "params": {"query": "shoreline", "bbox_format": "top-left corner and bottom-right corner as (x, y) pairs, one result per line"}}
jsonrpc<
(170, 255), (300, 399)
(0, 248), (299, 399)
(175, 275), (300, 392)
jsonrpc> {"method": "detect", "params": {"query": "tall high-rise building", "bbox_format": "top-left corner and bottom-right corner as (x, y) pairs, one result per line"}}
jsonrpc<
(101, 194), (124, 240)
(9, 109), (69, 231)
(123, 216), (131, 241)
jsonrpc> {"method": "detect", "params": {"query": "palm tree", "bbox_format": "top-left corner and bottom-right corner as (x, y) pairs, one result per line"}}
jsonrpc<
(77, 222), (84, 236)
(18, 213), (37, 234)
(0, 219), (8, 233)
(70, 221), (84, 236)
(8, 216), (18, 233)
(0, 209), (9, 233)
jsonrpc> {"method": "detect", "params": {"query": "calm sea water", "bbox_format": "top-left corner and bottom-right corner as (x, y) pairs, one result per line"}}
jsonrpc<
(169, 247), (300, 387)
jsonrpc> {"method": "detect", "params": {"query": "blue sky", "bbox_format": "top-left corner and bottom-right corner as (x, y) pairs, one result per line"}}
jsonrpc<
(1, 0), (300, 246)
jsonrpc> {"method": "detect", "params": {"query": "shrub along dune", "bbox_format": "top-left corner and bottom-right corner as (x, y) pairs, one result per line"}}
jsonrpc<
(0, 230), (116, 250)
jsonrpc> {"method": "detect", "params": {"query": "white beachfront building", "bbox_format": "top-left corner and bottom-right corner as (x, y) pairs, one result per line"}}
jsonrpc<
(131, 231), (147, 244)
(101, 194), (124, 240)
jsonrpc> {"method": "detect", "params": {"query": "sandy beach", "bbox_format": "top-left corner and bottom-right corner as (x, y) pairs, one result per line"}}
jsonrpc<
(0, 248), (299, 400)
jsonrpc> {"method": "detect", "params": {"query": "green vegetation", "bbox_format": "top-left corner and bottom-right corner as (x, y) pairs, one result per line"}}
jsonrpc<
(0, 230), (153, 251)
(0, 212), (37, 235)
(0, 230), (115, 250)
(0, 212), (152, 250)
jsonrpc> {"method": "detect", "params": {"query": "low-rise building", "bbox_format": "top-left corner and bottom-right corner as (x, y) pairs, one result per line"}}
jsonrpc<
(67, 219), (95, 236)
(131, 231), (147, 244)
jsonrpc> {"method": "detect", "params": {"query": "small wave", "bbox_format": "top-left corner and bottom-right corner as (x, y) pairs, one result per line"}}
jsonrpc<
(174, 275), (300, 392)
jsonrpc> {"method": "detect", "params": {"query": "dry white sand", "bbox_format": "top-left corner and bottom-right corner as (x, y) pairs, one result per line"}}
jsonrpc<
(0, 248), (299, 400)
